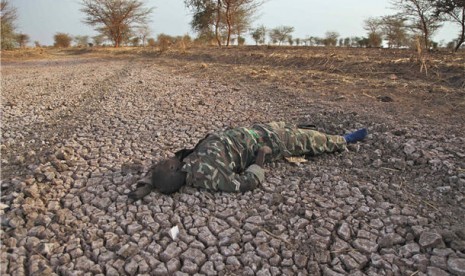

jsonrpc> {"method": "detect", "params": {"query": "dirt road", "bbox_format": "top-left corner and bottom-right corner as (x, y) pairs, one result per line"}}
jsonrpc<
(1, 47), (464, 275)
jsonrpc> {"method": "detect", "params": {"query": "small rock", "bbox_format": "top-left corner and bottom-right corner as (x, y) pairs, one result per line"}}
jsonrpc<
(256, 244), (275, 259)
(399, 243), (421, 258)
(117, 243), (138, 258)
(180, 248), (206, 266)
(419, 231), (444, 249)
(352, 238), (378, 254)
(448, 258), (465, 276)
(200, 261), (216, 276)
(337, 222), (352, 241)
(74, 256), (95, 271)
(403, 143), (416, 155)
(124, 258), (139, 275)
(160, 243), (182, 262)
(426, 266), (449, 276)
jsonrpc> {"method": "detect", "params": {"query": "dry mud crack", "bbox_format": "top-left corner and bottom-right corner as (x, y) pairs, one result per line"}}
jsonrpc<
(1, 49), (465, 276)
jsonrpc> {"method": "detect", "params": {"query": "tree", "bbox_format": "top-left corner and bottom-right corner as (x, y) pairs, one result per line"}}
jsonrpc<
(130, 36), (140, 46)
(222, 0), (261, 46)
(80, 0), (153, 47)
(343, 37), (351, 47)
(269, 26), (294, 45)
(250, 25), (266, 45)
(135, 24), (150, 46)
(74, 35), (89, 47)
(54, 33), (73, 48)
(364, 17), (383, 47)
(287, 36), (294, 45)
(431, 0), (465, 51)
(92, 34), (105, 46)
(185, 0), (217, 42)
(15, 33), (30, 48)
(323, 31), (339, 46)
(381, 15), (409, 48)
(391, 0), (442, 49)
(1, 0), (18, 49)
(185, 0), (262, 46)
(147, 37), (156, 47)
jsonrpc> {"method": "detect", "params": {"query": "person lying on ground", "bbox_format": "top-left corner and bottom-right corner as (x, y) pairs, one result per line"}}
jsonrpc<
(128, 122), (367, 199)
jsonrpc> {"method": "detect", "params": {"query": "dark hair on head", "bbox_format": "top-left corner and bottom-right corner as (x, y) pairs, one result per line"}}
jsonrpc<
(151, 157), (187, 194)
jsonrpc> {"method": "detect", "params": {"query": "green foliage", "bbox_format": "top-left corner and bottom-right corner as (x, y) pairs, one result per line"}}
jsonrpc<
(269, 26), (294, 45)
(1, 0), (18, 50)
(80, 0), (153, 47)
(15, 33), (30, 48)
(74, 35), (89, 47)
(131, 37), (140, 47)
(185, 0), (262, 46)
(390, 0), (442, 49)
(431, 0), (465, 51)
(237, 36), (245, 45)
(250, 25), (266, 45)
(381, 15), (409, 48)
(323, 31), (339, 46)
(92, 34), (105, 46)
(367, 32), (382, 47)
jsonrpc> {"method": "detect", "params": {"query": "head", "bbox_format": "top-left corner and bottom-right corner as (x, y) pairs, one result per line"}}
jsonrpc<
(150, 156), (187, 194)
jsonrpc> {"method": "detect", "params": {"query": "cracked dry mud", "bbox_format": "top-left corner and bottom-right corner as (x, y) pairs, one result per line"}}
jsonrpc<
(1, 47), (465, 276)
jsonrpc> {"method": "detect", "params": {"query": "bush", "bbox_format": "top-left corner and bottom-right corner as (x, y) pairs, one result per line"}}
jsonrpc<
(147, 38), (156, 47)
(54, 33), (72, 48)
(157, 34), (173, 52)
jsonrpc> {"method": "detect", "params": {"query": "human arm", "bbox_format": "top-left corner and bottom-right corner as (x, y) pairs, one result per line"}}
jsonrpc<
(236, 146), (272, 192)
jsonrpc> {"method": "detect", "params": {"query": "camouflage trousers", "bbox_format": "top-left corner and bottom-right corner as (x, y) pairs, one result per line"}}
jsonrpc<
(254, 122), (347, 160)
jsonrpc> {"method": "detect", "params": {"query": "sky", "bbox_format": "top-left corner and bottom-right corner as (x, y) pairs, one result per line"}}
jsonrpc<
(12, 0), (457, 46)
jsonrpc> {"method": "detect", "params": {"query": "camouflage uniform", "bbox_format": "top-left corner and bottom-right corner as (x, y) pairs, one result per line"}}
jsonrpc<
(181, 122), (347, 192)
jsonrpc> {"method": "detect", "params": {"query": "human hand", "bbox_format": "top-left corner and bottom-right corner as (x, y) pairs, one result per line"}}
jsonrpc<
(255, 146), (272, 167)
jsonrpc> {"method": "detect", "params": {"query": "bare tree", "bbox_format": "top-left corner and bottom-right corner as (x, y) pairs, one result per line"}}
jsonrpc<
(1, 0), (18, 49)
(80, 0), (153, 47)
(135, 24), (151, 46)
(391, 0), (442, 49)
(431, 0), (465, 51)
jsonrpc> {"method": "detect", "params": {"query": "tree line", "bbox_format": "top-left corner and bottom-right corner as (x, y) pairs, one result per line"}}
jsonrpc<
(1, 0), (463, 51)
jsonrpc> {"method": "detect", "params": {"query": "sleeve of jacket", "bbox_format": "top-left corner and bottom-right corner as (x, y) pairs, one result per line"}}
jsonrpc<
(218, 164), (265, 193)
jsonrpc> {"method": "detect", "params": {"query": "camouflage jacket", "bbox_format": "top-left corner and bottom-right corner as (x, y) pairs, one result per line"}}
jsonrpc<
(181, 122), (346, 192)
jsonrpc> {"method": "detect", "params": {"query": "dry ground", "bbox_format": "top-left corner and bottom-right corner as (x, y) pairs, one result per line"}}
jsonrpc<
(1, 46), (465, 275)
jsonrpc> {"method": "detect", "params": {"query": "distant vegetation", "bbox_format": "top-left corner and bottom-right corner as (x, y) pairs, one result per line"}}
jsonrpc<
(1, 0), (464, 51)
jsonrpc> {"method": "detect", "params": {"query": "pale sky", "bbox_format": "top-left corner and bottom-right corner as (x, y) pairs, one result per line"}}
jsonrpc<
(13, 0), (457, 46)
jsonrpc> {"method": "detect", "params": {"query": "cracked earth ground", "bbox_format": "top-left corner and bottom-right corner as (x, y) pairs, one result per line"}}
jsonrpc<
(1, 47), (465, 275)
